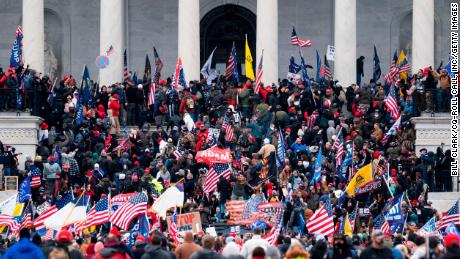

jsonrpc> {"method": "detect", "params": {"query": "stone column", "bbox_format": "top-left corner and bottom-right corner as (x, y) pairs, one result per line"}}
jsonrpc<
(334, 0), (356, 87)
(178, 0), (200, 81)
(100, 0), (124, 86)
(412, 0), (434, 72)
(257, 0), (278, 85)
(22, 0), (44, 73)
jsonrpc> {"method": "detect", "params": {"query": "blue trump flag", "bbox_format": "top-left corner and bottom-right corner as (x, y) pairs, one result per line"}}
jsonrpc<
(81, 65), (91, 105)
(18, 176), (32, 203)
(310, 147), (322, 185)
(9, 26), (23, 68)
(128, 214), (150, 247)
(75, 98), (84, 126)
(231, 42), (240, 83)
(315, 50), (321, 82)
(299, 48), (310, 87)
(385, 194), (405, 234)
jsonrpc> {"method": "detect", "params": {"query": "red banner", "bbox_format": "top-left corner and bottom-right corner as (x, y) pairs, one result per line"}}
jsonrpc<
(195, 147), (232, 165)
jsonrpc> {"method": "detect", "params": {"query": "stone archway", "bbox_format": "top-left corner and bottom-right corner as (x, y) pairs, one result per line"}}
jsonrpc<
(200, 4), (256, 77)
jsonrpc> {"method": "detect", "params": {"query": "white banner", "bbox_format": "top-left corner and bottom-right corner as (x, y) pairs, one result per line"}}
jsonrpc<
(326, 45), (335, 61)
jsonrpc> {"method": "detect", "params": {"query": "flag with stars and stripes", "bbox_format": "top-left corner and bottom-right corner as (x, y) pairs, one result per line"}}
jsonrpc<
(254, 51), (264, 94)
(203, 163), (232, 196)
(264, 215), (283, 245)
(153, 47), (163, 84)
(169, 209), (180, 244)
(418, 216), (439, 236)
(381, 115), (401, 145)
(384, 50), (399, 85)
(384, 84), (400, 120)
(148, 82), (155, 106)
(84, 196), (109, 227)
(291, 27), (311, 47)
(334, 133), (345, 169)
(29, 165), (41, 188)
(173, 146), (183, 160)
(0, 214), (19, 232)
(437, 200), (460, 229)
(321, 56), (332, 80)
(34, 205), (58, 230)
(222, 115), (234, 142)
(306, 196), (334, 236)
(224, 42), (239, 82)
(109, 192), (148, 230)
(123, 49), (129, 83)
(373, 213), (390, 234)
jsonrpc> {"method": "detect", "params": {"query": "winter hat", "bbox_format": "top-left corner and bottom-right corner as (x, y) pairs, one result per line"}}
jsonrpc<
(263, 138), (270, 145)
(444, 233), (460, 248)
(112, 94), (120, 100)
(109, 227), (120, 238)
(56, 229), (73, 243)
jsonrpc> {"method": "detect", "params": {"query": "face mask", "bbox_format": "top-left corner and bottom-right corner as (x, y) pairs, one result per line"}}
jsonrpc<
(294, 101), (300, 106)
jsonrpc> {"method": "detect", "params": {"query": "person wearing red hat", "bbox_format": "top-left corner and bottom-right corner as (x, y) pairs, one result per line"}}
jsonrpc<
(95, 227), (133, 259)
(442, 233), (460, 258)
(55, 229), (85, 259)
(108, 94), (121, 135)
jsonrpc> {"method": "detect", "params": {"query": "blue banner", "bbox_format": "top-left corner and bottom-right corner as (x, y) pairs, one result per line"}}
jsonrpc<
(10, 26), (23, 68)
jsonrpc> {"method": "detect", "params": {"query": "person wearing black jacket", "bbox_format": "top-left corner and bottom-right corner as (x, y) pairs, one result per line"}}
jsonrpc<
(141, 234), (174, 259)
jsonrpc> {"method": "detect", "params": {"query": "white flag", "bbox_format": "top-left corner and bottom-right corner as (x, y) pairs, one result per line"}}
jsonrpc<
(201, 47), (217, 85)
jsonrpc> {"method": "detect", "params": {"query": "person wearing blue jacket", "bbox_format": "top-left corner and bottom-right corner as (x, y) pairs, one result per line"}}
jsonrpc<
(3, 228), (45, 259)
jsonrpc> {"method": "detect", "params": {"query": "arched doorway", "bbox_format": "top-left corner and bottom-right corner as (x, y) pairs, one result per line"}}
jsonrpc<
(200, 4), (256, 77)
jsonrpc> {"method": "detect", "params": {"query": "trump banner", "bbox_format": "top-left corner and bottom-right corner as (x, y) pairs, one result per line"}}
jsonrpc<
(195, 147), (232, 165)
(10, 26), (23, 68)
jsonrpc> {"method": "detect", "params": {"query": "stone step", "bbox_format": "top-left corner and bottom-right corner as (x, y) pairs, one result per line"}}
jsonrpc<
(428, 192), (460, 213)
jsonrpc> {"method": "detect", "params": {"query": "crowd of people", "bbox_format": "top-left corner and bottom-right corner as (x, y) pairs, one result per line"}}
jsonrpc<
(0, 54), (458, 259)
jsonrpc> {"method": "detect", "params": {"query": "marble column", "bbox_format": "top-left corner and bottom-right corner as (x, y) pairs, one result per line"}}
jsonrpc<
(334, 0), (356, 87)
(100, 0), (124, 86)
(412, 0), (434, 72)
(22, 0), (44, 73)
(178, 0), (200, 81)
(257, 0), (278, 85)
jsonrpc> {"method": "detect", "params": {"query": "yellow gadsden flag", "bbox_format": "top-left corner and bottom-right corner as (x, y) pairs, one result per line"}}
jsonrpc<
(397, 50), (407, 82)
(345, 163), (373, 196)
(344, 212), (353, 237)
(245, 35), (255, 80)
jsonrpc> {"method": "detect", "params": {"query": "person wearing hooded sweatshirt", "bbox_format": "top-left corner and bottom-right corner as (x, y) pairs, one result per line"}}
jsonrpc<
(3, 229), (45, 259)
(175, 231), (202, 259)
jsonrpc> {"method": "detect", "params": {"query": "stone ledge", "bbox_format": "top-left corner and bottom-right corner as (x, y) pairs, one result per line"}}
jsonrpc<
(428, 192), (460, 213)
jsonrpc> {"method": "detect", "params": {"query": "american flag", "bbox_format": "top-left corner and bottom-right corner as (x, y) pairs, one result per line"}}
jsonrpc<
(203, 163), (232, 195)
(34, 205), (58, 230)
(418, 217), (439, 236)
(43, 228), (56, 240)
(85, 196), (109, 227)
(30, 166), (41, 188)
(334, 133), (345, 168)
(265, 215), (283, 245)
(148, 82), (155, 106)
(109, 192), (148, 230)
(384, 84), (400, 120)
(291, 27), (311, 47)
(321, 57), (332, 80)
(381, 115), (401, 145)
(169, 209), (179, 244)
(254, 52), (264, 94)
(398, 56), (411, 73)
(222, 116), (234, 142)
(437, 200), (460, 229)
(113, 137), (131, 153)
(123, 49), (129, 83)
(373, 213), (390, 234)
(0, 214), (19, 232)
(153, 47), (163, 84)
(306, 196), (334, 236)
(106, 45), (114, 56)
(173, 146), (183, 160)
(224, 42), (238, 81)
(306, 111), (319, 129)
(384, 50), (399, 85)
